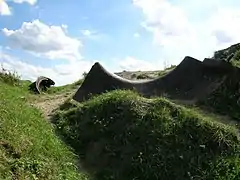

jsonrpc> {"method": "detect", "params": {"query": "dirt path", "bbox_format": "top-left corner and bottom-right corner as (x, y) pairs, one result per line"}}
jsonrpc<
(30, 91), (74, 119)
(31, 88), (240, 129)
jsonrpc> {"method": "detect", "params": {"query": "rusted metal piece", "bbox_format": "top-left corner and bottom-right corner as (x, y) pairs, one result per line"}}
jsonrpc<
(73, 56), (234, 103)
(29, 76), (55, 94)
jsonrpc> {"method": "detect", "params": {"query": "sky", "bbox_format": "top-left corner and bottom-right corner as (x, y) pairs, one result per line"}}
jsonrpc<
(1, 0), (240, 86)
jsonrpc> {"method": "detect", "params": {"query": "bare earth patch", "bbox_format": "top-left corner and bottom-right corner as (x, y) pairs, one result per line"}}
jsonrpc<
(31, 91), (74, 119)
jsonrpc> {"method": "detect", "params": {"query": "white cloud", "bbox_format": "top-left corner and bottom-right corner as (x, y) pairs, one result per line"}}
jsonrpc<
(0, 51), (93, 86)
(0, 0), (11, 15)
(133, 0), (240, 63)
(11, 0), (37, 5)
(2, 20), (82, 61)
(207, 7), (240, 45)
(80, 29), (102, 40)
(119, 56), (160, 71)
(0, 0), (36, 16)
(134, 0), (192, 38)
(0, 50), (162, 86)
(81, 29), (92, 36)
(61, 24), (68, 31)
(133, 33), (140, 38)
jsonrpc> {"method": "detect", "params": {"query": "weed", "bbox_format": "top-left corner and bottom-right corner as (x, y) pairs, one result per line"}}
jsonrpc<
(0, 64), (21, 86)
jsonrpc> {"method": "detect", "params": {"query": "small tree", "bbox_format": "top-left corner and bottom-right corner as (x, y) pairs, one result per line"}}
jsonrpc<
(82, 72), (88, 78)
(163, 59), (170, 69)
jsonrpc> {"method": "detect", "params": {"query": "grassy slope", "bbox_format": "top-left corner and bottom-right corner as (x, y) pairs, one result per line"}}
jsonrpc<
(46, 79), (83, 95)
(115, 65), (176, 80)
(197, 67), (240, 122)
(198, 76), (240, 120)
(0, 82), (88, 179)
(54, 90), (240, 180)
(1, 43), (240, 179)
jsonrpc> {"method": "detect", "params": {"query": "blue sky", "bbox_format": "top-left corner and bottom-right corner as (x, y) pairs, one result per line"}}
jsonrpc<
(1, 0), (240, 85)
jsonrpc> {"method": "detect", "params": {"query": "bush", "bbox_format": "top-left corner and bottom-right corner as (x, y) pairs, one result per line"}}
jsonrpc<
(136, 73), (150, 79)
(46, 79), (84, 94)
(230, 50), (240, 67)
(213, 43), (240, 60)
(158, 65), (176, 77)
(198, 71), (240, 120)
(233, 50), (240, 61)
(54, 90), (240, 180)
(0, 65), (21, 86)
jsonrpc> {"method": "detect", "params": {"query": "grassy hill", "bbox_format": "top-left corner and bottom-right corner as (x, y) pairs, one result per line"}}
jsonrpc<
(0, 70), (89, 179)
(198, 70), (240, 121)
(53, 90), (240, 180)
(1, 43), (240, 179)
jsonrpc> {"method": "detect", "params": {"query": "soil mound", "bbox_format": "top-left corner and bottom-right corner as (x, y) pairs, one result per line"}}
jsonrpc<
(73, 56), (233, 102)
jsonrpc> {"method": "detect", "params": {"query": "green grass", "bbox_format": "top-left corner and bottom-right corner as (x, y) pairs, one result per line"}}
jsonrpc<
(199, 45), (240, 121)
(213, 43), (240, 60)
(198, 72), (240, 121)
(2, 49), (240, 180)
(0, 65), (21, 86)
(46, 79), (83, 94)
(136, 73), (152, 79)
(53, 90), (240, 180)
(158, 65), (176, 77)
(0, 82), (89, 179)
(231, 50), (240, 67)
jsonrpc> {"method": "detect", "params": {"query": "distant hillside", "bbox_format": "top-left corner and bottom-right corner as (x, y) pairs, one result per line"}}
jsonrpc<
(114, 65), (176, 80)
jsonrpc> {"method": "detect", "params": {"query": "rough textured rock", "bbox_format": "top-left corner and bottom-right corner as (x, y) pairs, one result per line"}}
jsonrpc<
(29, 76), (55, 94)
(73, 56), (234, 103)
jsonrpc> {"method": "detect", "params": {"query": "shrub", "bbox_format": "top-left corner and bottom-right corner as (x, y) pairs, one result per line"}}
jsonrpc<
(158, 65), (176, 77)
(198, 71), (240, 120)
(82, 72), (88, 78)
(230, 50), (240, 67)
(46, 79), (84, 94)
(0, 65), (21, 86)
(54, 90), (240, 180)
(233, 50), (240, 61)
(131, 73), (137, 79)
(136, 73), (150, 79)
